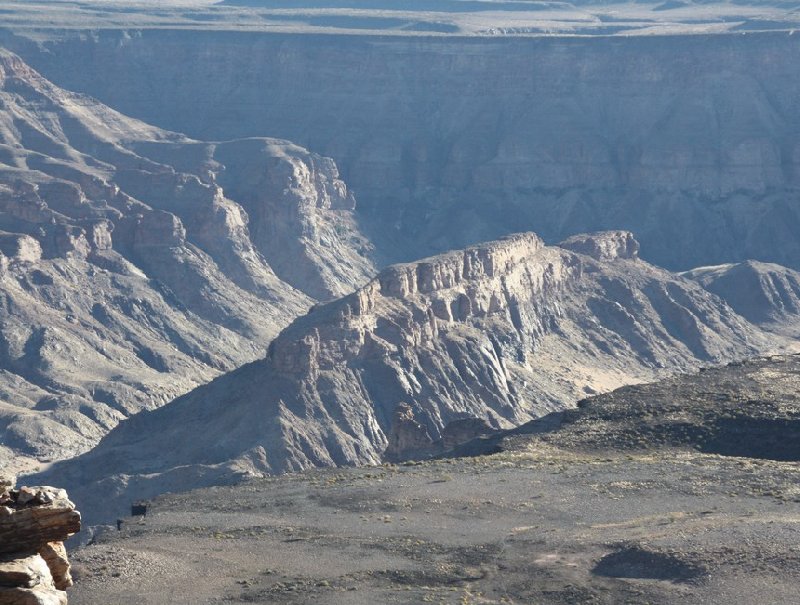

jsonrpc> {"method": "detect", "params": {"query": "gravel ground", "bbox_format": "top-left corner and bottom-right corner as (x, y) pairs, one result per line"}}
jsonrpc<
(68, 451), (799, 604)
(68, 356), (800, 604)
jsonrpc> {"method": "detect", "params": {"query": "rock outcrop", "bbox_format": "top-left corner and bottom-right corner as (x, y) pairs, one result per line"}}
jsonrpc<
(559, 231), (640, 262)
(0, 49), (377, 470)
(524, 354), (800, 463)
(384, 403), (436, 463)
(35, 231), (795, 524)
(384, 405), (495, 462)
(0, 476), (80, 605)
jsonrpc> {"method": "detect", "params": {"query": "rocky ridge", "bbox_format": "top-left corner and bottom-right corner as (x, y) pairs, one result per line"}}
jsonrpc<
(506, 354), (800, 462)
(0, 49), (376, 471)
(0, 474), (81, 605)
(35, 230), (797, 525)
(684, 260), (800, 332)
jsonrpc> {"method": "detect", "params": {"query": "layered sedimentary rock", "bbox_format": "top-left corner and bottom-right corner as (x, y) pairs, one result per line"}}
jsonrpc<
(0, 49), (376, 470)
(0, 476), (80, 605)
(6, 29), (800, 271)
(36, 231), (794, 524)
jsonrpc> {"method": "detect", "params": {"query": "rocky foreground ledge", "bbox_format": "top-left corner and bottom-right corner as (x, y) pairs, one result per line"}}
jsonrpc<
(0, 475), (81, 605)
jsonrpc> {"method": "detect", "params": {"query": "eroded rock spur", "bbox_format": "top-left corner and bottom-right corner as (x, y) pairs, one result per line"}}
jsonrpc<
(0, 475), (81, 605)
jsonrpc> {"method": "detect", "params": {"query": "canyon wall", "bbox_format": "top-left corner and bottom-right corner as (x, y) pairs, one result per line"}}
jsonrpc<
(4, 29), (800, 269)
(41, 230), (798, 525)
(0, 50), (376, 470)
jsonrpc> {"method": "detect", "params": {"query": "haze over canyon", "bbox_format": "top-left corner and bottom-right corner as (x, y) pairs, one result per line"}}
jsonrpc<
(0, 3), (799, 603)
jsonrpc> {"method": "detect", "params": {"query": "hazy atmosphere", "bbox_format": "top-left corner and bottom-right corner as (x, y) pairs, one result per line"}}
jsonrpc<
(1, 1), (799, 604)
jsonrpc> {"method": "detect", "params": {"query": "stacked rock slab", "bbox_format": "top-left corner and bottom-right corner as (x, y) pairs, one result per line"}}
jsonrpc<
(0, 475), (81, 605)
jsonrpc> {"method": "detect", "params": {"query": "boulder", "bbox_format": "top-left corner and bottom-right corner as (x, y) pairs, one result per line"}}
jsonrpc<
(441, 417), (494, 451)
(0, 485), (79, 604)
(0, 553), (52, 589)
(0, 586), (67, 605)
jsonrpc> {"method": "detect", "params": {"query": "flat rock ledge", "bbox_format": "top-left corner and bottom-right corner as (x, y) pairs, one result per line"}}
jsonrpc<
(0, 475), (80, 604)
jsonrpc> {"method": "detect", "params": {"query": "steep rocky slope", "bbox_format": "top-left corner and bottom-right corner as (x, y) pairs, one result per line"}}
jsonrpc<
(684, 261), (800, 333)
(5, 28), (800, 270)
(39, 230), (795, 524)
(0, 49), (376, 471)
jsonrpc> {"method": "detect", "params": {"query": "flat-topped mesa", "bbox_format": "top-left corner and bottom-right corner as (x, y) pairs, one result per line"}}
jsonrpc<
(559, 231), (640, 262)
(378, 233), (545, 300)
(0, 477), (80, 604)
(271, 232), (574, 377)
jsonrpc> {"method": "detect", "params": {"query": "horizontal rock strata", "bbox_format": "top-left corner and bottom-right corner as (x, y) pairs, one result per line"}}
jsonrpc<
(0, 477), (80, 604)
(35, 231), (796, 524)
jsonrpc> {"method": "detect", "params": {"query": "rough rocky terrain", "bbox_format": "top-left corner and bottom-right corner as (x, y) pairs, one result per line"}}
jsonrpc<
(3, 11), (799, 272)
(0, 49), (376, 472)
(684, 260), (800, 335)
(0, 6), (797, 602)
(64, 355), (800, 605)
(1, 2), (800, 476)
(0, 476), (81, 605)
(34, 230), (800, 526)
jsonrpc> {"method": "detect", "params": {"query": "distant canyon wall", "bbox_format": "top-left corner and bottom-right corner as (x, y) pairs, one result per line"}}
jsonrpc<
(5, 29), (800, 269)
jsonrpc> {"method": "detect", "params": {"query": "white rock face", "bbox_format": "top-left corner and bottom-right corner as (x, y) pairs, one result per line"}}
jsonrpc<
(38, 231), (795, 525)
(560, 231), (640, 262)
(0, 49), (377, 469)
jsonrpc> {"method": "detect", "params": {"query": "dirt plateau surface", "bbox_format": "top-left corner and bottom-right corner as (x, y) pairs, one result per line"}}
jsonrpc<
(67, 356), (800, 605)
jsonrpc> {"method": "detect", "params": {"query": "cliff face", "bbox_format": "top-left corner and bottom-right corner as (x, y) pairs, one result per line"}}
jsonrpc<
(42, 230), (794, 524)
(0, 476), (81, 605)
(0, 50), (377, 470)
(6, 30), (800, 270)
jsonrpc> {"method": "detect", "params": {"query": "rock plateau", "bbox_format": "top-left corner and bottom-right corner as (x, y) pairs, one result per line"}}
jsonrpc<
(4, 25), (800, 271)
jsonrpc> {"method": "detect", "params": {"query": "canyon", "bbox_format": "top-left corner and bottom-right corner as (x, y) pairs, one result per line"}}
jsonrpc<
(0, 5), (798, 603)
(0, 48), (376, 473)
(1, 21), (799, 272)
(35, 229), (800, 526)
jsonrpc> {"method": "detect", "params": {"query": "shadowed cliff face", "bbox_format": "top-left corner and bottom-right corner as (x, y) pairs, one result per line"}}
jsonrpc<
(5, 30), (800, 270)
(684, 260), (800, 328)
(39, 230), (798, 525)
(0, 50), (377, 470)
